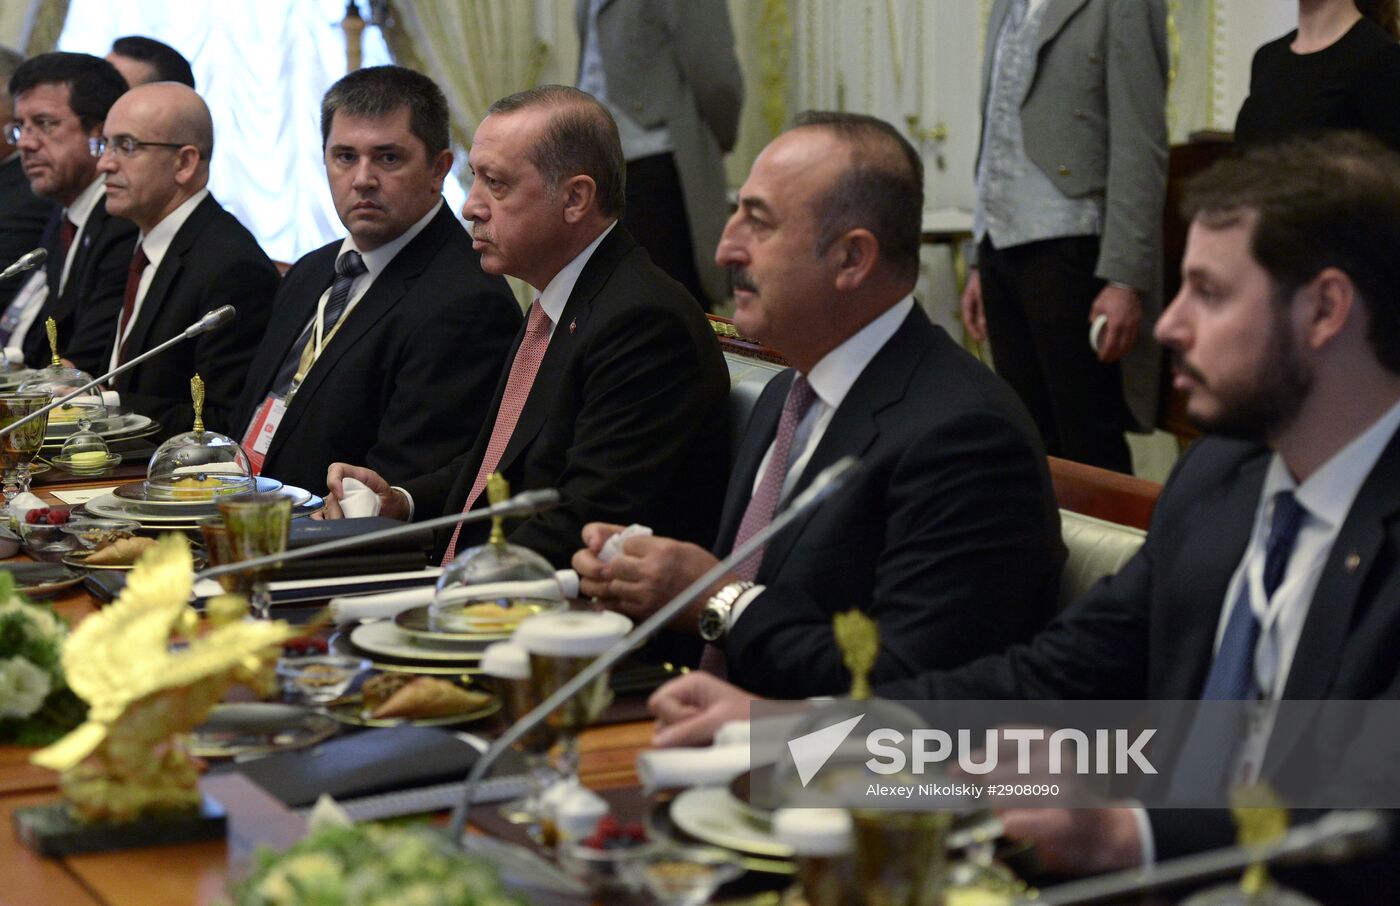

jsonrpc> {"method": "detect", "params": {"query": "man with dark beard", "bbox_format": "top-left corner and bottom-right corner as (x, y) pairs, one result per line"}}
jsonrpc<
(646, 132), (1400, 902)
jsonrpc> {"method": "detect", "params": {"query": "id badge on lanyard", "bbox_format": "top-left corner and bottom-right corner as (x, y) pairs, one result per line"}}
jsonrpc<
(242, 394), (287, 475)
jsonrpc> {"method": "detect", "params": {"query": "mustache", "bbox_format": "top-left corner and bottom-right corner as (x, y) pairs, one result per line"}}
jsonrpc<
(471, 227), (492, 243)
(727, 266), (756, 294)
(1171, 353), (1207, 384)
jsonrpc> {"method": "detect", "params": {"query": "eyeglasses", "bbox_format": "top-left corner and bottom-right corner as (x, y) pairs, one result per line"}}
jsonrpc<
(88, 135), (187, 158)
(4, 117), (68, 144)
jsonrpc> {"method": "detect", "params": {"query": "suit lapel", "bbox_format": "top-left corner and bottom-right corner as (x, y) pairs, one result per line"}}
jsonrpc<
(754, 308), (929, 578)
(493, 226), (632, 475)
(53, 206), (107, 318)
(1157, 453), (1267, 700)
(122, 196), (219, 364)
(271, 205), (452, 451)
(1261, 429), (1400, 775)
(1036, 0), (1091, 52)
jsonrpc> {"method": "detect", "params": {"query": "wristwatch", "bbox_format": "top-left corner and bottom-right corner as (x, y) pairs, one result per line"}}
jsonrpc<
(698, 581), (756, 642)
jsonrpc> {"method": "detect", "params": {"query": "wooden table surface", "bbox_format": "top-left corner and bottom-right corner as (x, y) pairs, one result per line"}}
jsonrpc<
(0, 474), (655, 905)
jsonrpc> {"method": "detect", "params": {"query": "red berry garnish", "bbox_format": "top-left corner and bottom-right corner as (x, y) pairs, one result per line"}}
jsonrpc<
(625, 824), (646, 841)
(24, 509), (42, 524)
(47, 509), (69, 525)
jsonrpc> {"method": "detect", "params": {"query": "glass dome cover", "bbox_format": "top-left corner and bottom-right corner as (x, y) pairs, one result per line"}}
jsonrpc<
(430, 474), (565, 634)
(53, 417), (121, 474)
(18, 318), (105, 424)
(145, 375), (254, 501)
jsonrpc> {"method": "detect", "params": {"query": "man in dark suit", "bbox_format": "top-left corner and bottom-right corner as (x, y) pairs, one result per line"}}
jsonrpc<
(236, 66), (518, 493)
(323, 85), (729, 568)
(93, 81), (274, 436)
(648, 133), (1400, 901)
(572, 113), (1064, 698)
(0, 46), (54, 314)
(105, 35), (194, 89)
(3, 52), (134, 375)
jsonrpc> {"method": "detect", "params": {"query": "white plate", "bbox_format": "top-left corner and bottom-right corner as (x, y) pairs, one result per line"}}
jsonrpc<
(349, 620), (487, 663)
(83, 486), (321, 525)
(45, 412), (154, 439)
(669, 786), (793, 859)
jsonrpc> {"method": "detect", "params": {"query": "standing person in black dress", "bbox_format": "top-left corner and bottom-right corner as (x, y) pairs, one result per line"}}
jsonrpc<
(1235, 0), (1400, 150)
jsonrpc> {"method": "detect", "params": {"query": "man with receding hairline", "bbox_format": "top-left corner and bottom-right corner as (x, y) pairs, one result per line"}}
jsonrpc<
(94, 81), (275, 435)
(324, 85), (730, 568)
(572, 111), (1063, 697)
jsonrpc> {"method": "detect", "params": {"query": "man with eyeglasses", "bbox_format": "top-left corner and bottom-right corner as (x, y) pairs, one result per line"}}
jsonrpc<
(0, 46), (54, 314)
(2, 52), (134, 375)
(91, 81), (275, 436)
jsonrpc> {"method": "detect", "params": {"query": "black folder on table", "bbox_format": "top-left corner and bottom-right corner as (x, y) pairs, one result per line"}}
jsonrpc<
(278, 517), (429, 580)
(219, 726), (527, 821)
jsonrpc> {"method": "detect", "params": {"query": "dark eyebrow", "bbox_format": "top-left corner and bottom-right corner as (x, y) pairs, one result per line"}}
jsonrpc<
(738, 195), (773, 217)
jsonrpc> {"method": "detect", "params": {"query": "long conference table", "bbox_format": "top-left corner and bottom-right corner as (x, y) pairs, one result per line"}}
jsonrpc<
(0, 474), (654, 906)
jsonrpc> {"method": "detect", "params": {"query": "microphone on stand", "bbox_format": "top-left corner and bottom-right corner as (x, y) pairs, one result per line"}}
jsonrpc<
(446, 455), (863, 841)
(0, 248), (47, 282)
(0, 305), (237, 438)
(1023, 810), (1390, 906)
(193, 488), (562, 583)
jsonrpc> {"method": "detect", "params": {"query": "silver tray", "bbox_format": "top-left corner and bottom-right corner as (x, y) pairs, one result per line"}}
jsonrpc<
(114, 474), (283, 508)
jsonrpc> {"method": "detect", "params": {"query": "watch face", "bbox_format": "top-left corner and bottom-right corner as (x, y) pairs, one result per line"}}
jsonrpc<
(699, 604), (725, 642)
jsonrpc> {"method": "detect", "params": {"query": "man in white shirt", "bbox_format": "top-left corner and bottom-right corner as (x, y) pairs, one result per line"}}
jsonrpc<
(3, 52), (134, 374)
(93, 81), (275, 436)
(572, 112), (1064, 699)
(648, 132), (1400, 901)
(0, 45), (54, 314)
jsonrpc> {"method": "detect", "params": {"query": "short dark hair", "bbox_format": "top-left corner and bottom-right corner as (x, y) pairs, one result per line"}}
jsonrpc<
(486, 85), (625, 217)
(1183, 131), (1400, 374)
(788, 110), (924, 285)
(110, 35), (194, 88)
(321, 65), (449, 157)
(9, 52), (127, 132)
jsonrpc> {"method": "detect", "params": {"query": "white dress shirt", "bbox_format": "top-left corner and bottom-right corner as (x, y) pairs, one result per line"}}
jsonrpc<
(59, 175), (108, 296)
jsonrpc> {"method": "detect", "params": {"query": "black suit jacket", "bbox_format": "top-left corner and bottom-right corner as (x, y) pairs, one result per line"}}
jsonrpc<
(236, 203), (519, 493)
(23, 194), (138, 375)
(0, 156), (54, 311)
(714, 306), (1064, 698)
(401, 224), (730, 568)
(879, 434), (1400, 901)
(111, 194), (277, 437)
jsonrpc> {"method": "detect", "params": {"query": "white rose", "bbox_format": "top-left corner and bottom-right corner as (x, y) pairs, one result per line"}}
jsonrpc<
(0, 656), (52, 718)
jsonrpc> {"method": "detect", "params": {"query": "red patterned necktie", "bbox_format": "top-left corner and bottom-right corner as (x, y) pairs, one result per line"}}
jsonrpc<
(114, 243), (149, 367)
(441, 300), (553, 563)
(700, 375), (818, 676)
(59, 216), (76, 258)
(730, 375), (818, 580)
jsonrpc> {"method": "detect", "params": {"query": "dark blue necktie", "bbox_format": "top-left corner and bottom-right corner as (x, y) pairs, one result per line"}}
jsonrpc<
(271, 249), (367, 396)
(1169, 491), (1307, 802)
(1199, 491), (1307, 701)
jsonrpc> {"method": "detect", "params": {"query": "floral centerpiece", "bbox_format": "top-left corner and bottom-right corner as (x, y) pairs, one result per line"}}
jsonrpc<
(228, 822), (524, 906)
(0, 572), (85, 745)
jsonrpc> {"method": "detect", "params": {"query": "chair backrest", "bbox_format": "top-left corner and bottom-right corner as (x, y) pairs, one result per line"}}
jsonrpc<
(1048, 456), (1161, 531)
(723, 351), (786, 461)
(1058, 509), (1146, 609)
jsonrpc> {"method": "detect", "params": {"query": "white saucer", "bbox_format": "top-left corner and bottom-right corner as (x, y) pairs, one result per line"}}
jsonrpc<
(348, 620), (487, 663)
(669, 786), (793, 859)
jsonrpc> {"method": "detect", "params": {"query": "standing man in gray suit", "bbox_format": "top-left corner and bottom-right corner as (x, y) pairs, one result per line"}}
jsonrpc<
(576, 0), (743, 311)
(960, 0), (1168, 474)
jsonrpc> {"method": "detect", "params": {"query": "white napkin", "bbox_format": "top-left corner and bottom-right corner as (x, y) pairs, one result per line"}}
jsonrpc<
(337, 476), (380, 518)
(328, 574), (571, 624)
(636, 743), (751, 794)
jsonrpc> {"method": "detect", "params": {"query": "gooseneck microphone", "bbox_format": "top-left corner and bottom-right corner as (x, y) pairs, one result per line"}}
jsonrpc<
(446, 455), (862, 840)
(0, 305), (238, 438)
(0, 248), (47, 282)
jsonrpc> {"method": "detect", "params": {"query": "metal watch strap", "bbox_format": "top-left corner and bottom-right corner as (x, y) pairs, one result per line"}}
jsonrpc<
(700, 580), (756, 642)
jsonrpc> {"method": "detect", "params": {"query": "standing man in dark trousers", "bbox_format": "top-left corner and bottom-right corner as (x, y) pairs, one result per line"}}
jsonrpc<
(576, 0), (743, 310)
(960, 0), (1168, 473)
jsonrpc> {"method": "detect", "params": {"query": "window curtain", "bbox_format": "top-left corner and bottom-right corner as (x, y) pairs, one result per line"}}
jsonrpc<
(380, 1), (548, 151)
(0, 0), (69, 54)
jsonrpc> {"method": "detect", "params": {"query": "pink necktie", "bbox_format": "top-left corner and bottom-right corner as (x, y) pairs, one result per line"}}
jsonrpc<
(441, 300), (552, 563)
(700, 376), (817, 676)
